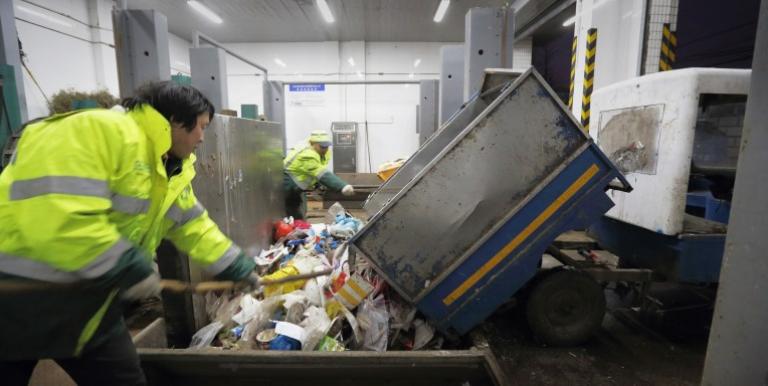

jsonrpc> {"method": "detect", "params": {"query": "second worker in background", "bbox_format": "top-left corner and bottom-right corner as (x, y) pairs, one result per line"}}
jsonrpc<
(283, 130), (354, 219)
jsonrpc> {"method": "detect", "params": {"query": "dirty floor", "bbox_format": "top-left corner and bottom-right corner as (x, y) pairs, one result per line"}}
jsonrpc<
(480, 287), (708, 386)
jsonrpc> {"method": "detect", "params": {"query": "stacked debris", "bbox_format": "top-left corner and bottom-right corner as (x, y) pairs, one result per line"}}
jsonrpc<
(189, 203), (442, 352)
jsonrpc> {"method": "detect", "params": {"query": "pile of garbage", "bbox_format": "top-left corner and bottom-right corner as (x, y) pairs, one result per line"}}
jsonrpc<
(189, 203), (443, 352)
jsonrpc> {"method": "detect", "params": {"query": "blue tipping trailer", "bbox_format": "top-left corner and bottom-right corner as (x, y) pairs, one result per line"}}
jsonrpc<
(349, 69), (633, 344)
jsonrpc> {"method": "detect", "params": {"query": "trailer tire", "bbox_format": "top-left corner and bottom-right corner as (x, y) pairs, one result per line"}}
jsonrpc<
(526, 269), (605, 346)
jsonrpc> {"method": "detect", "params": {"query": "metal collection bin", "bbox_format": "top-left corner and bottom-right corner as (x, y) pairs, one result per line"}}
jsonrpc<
(349, 68), (631, 335)
(133, 319), (508, 386)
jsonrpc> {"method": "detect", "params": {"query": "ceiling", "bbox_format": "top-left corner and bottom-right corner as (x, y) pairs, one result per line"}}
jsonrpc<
(127, 0), (508, 43)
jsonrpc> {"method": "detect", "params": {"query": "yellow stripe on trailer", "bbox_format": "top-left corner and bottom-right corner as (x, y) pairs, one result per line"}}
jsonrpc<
(443, 164), (600, 306)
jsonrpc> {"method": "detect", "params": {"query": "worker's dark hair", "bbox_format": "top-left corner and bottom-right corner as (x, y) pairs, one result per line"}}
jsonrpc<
(121, 81), (215, 132)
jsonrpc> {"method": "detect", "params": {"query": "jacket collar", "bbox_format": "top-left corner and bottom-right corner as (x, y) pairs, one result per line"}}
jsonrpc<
(126, 105), (171, 159)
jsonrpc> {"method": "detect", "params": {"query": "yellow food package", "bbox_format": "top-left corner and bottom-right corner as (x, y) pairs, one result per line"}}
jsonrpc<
(325, 299), (345, 319)
(262, 265), (303, 297)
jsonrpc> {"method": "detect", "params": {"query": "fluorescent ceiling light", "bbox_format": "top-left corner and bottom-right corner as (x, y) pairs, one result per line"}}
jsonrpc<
(188, 1), (223, 24)
(316, 0), (335, 23)
(433, 0), (450, 23)
(562, 16), (575, 27)
(348, 57), (356, 66)
(16, 5), (73, 28)
(413, 58), (421, 68)
(274, 58), (287, 67)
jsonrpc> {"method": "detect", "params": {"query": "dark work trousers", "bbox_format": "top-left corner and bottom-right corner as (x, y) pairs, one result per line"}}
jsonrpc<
(0, 323), (146, 386)
(285, 188), (307, 220)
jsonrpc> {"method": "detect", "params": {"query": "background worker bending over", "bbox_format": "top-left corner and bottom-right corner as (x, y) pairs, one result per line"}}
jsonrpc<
(283, 130), (354, 219)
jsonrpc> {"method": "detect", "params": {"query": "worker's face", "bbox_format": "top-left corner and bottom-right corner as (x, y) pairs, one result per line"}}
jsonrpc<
(312, 142), (330, 156)
(170, 112), (209, 159)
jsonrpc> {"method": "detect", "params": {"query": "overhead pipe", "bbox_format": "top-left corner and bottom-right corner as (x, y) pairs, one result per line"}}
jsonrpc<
(192, 31), (269, 81)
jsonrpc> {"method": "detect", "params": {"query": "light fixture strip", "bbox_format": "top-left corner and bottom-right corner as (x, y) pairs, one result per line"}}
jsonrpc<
(188, 1), (223, 24)
(317, 0), (335, 23)
(433, 0), (450, 23)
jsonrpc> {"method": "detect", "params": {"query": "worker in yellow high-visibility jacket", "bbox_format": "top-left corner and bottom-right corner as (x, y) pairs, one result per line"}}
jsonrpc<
(283, 131), (354, 219)
(0, 82), (258, 384)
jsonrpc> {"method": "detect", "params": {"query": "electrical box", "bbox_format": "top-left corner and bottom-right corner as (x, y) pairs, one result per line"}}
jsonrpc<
(331, 122), (357, 173)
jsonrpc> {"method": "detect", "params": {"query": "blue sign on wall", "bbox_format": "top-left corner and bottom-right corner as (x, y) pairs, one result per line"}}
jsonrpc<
(289, 84), (326, 92)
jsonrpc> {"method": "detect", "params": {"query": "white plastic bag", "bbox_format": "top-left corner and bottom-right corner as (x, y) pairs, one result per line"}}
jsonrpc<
(326, 202), (346, 223)
(214, 294), (243, 325)
(412, 319), (436, 350)
(300, 306), (332, 351)
(357, 295), (389, 352)
(232, 294), (259, 325)
(189, 321), (223, 349)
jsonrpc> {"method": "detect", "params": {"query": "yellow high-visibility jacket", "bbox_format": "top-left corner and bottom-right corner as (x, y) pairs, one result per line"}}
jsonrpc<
(284, 141), (346, 191)
(0, 105), (252, 359)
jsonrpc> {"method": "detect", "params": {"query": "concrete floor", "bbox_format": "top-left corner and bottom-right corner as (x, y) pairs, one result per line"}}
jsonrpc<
(482, 291), (708, 386)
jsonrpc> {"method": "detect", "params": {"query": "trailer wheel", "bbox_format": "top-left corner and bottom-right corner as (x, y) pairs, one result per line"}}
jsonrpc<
(526, 269), (605, 346)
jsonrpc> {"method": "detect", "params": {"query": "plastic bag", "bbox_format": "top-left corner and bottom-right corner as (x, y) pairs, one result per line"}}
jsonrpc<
(304, 274), (327, 307)
(189, 321), (223, 349)
(290, 254), (325, 275)
(339, 302), (362, 344)
(357, 295), (389, 352)
(205, 292), (228, 322)
(232, 294), (259, 325)
(300, 306), (332, 351)
(239, 296), (283, 348)
(325, 202), (346, 223)
(412, 319), (436, 350)
(214, 294), (243, 325)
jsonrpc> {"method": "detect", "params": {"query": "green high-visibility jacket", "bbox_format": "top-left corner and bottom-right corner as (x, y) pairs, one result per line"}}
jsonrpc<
(0, 106), (253, 359)
(283, 140), (347, 192)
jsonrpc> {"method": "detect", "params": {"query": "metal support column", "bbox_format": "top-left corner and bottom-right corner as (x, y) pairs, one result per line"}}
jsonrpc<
(702, 2), (768, 384)
(439, 45), (464, 125)
(463, 7), (514, 101)
(263, 80), (286, 153)
(0, 0), (27, 123)
(112, 9), (171, 98)
(418, 80), (439, 145)
(190, 46), (228, 111)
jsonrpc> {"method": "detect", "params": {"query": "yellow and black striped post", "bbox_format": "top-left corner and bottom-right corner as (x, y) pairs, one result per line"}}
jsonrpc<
(581, 28), (597, 132)
(659, 23), (678, 71)
(568, 35), (578, 110)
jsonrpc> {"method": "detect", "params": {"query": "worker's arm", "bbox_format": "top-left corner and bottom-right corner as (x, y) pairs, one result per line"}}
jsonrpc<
(164, 188), (255, 281)
(5, 112), (154, 291)
(298, 153), (349, 192)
